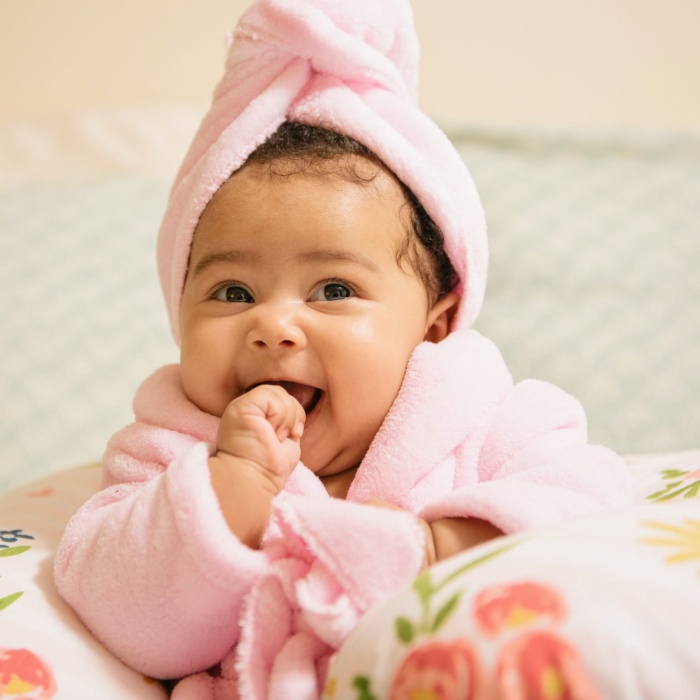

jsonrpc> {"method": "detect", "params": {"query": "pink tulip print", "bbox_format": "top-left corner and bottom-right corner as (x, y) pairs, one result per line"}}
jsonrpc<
(0, 649), (56, 699)
(473, 581), (566, 637)
(497, 631), (601, 700)
(389, 639), (483, 700)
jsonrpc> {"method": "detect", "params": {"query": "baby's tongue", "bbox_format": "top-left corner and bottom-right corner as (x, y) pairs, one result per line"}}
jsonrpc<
(277, 381), (317, 413)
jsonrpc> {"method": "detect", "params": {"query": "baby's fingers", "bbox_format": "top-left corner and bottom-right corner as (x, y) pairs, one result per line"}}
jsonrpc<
(256, 384), (306, 442)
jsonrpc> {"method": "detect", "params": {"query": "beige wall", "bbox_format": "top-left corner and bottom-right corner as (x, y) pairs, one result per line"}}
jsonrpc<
(1, 0), (699, 131)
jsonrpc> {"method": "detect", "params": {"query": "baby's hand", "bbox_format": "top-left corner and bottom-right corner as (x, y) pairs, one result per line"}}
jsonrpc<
(216, 384), (305, 493)
(209, 385), (305, 547)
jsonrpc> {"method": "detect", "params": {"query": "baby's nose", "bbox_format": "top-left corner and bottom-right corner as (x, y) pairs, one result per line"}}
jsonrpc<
(246, 304), (307, 350)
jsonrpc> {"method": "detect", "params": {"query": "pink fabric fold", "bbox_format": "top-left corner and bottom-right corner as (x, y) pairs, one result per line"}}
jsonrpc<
(157, 0), (487, 343)
(234, 495), (425, 700)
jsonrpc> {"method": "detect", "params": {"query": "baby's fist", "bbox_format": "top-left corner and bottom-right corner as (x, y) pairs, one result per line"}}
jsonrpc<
(216, 384), (305, 494)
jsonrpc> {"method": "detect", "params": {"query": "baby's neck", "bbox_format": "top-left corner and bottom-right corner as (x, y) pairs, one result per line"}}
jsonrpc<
(321, 466), (358, 499)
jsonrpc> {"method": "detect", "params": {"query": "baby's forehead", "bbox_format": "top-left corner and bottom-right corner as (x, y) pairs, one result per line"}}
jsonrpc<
(204, 155), (409, 217)
(182, 143), (451, 309)
(191, 157), (412, 253)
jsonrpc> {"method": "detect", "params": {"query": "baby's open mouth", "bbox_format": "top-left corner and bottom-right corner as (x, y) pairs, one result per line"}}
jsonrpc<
(250, 381), (322, 415)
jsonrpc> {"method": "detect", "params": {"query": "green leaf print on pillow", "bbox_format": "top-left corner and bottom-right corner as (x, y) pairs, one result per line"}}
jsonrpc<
(394, 541), (520, 645)
(0, 529), (34, 614)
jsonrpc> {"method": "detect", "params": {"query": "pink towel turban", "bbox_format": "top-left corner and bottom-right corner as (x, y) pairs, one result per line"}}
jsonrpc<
(156, 0), (487, 343)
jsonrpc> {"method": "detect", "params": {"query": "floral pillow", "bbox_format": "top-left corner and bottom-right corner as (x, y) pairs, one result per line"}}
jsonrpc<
(0, 465), (168, 700)
(323, 451), (700, 699)
(1, 453), (699, 699)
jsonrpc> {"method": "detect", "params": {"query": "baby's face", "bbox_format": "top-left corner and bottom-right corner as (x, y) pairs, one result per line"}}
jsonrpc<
(179, 158), (450, 478)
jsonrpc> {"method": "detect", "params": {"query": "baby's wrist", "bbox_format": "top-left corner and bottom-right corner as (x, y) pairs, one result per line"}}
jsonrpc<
(208, 452), (280, 548)
(428, 517), (502, 563)
(212, 449), (285, 496)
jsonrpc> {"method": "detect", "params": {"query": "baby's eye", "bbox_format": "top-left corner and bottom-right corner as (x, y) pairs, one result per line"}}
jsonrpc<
(312, 282), (354, 302)
(213, 285), (254, 303)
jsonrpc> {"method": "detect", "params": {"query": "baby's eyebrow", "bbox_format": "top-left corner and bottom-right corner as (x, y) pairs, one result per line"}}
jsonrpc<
(191, 250), (261, 277)
(297, 249), (379, 272)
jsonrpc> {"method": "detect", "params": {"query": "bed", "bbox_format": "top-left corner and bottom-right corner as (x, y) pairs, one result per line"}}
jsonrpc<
(1, 107), (698, 698)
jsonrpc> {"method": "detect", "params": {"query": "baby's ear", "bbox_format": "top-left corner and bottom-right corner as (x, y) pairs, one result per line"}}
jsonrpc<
(424, 292), (460, 343)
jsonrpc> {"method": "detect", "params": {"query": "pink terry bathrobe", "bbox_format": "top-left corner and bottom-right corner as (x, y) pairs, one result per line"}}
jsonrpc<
(55, 332), (629, 699)
(54, 1), (631, 698)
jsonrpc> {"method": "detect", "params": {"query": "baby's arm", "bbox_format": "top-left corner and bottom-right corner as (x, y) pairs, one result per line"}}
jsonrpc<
(209, 384), (305, 547)
(55, 371), (307, 679)
(424, 517), (503, 565)
(366, 500), (502, 567)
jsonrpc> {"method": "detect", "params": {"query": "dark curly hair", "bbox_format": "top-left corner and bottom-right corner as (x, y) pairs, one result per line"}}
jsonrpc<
(243, 121), (458, 303)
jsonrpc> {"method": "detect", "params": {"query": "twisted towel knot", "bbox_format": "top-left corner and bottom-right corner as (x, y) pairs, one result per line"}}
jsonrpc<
(233, 0), (419, 102)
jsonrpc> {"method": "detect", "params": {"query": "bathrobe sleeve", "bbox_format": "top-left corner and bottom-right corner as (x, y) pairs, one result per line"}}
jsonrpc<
(416, 333), (632, 532)
(54, 365), (427, 693)
(422, 378), (630, 532)
(350, 330), (631, 533)
(54, 369), (269, 680)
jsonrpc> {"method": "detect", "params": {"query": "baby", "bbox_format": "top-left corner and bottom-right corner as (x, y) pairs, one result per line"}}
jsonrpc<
(55, 1), (631, 698)
(191, 122), (499, 562)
